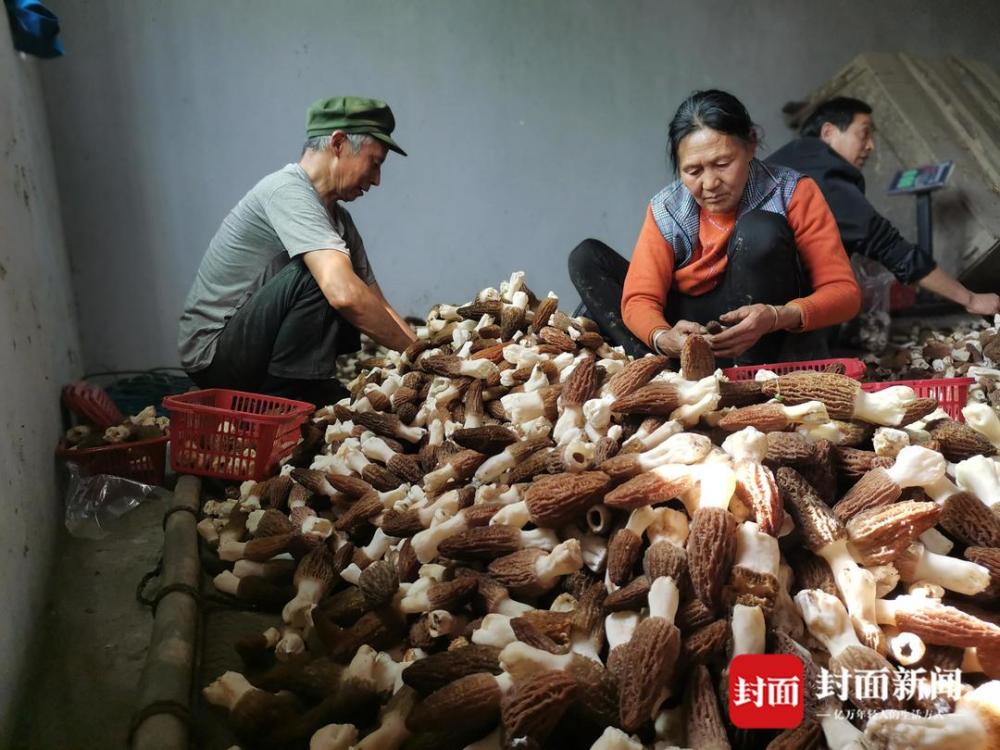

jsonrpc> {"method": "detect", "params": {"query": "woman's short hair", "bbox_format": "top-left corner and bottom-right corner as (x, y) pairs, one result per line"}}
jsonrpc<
(667, 89), (759, 173)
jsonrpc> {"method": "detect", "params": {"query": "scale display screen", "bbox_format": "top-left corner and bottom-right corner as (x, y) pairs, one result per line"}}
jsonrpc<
(887, 161), (954, 194)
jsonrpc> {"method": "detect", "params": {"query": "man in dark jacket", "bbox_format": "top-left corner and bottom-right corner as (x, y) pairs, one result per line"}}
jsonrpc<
(767, 97), (999, 315)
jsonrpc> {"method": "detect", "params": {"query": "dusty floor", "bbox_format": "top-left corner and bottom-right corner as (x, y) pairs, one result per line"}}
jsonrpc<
(11, 488), (168, 750)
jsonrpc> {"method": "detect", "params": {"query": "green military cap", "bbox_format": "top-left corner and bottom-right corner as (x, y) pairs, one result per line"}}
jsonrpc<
(305, 95), (406, 156)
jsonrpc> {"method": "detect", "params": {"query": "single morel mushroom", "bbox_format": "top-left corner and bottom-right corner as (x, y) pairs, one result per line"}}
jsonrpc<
(498, 641), (620, 731)
(777, 467), (883, 652)
(761, 372), (920, 426)
(202, 671), (300, 741)
(421, 449), (486, 494)
(487, 539), (584, 599)
(474, 436), (552, 484)
(606, 355), (671, 399)
(283, 546), (340, 629)
(874, 594), (1000, 650)
(553, 353), (598, 444)
(490, 471), (611, 529)
(845, 501), (942, 566)
(683, 663), (731, 750)
(599, 431), (712, 482)
(894, 542), (991, 596)
(404, 670), (513, 735)
(680, 334), (716, 381)
(500, 669), (578, 747)
(618, 576), (682, 732)
(685, 464), (739, 613)
(718, 400), (830, 433)
(834, 445), (946, 521)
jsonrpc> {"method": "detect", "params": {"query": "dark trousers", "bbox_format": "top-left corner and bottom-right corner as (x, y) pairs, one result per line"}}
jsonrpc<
(188, 259), (356, 405)
(568, 210), (829, 365)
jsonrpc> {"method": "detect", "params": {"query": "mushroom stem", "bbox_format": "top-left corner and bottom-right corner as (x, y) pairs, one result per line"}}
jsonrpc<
(308, 724), (358, 750)
(795, 589), (863, 657)
(963, 402), (1000, 448)
(586, 504), (613, 535)
(731, 604), (766, 656)
(647, 576), (679, 622)
(885, 445), (947, 488)
(471, 613), (517, 648)
(919, 527), (955, 555)
(853, 385), (917, 426)
(956, 455), (1000, 508)
(489, 500), (532, 530)
(885, 628), (926, 666)
(534, 540), (584, 589)
(353, 686), (416, 750)
(898, 543), (991, 596)
(605, 611), (641, 650)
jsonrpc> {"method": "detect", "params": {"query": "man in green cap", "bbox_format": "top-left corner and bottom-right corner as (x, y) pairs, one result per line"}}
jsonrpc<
(178, 96), (415, 405)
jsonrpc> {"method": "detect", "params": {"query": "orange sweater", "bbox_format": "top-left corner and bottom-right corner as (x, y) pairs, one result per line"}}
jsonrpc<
(622, 177), (860, 347)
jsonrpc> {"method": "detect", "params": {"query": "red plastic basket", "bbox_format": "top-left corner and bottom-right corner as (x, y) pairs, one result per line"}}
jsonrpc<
(861, 378), (974, 421)
(56, 435), (169, 485)
(163, 389), (314, 481)
(62, 381), (125, 429)
(723, 358), (866, 382)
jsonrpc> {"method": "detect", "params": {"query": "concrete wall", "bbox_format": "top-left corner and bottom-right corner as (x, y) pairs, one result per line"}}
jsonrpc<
(0, 34), (81, 745)
(40, 0), (1000, 372)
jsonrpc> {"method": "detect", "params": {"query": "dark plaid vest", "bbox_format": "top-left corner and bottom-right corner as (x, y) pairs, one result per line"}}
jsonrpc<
(649, 159), (802, 268)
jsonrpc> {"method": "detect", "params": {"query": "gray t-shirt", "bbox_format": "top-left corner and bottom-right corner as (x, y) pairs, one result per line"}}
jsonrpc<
(178, 163), (376, 371)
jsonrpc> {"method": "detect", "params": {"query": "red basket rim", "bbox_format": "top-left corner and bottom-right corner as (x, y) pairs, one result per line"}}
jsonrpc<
(861, 377), (975, 390)
(55, 433), (170, 459)
(162, 388), (314, 423)
(723, 357), (866, 380)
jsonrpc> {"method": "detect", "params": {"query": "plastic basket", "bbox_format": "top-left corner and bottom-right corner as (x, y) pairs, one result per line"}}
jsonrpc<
(722, 358), (866, 382)
(861, 378), (974, 421)
(56, 435), (169, 485)
(61, 381), (125, 429)
(163, 389), (314, 481)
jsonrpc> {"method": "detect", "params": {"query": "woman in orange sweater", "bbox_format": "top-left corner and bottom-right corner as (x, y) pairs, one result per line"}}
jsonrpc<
(569, 90), (861, 364)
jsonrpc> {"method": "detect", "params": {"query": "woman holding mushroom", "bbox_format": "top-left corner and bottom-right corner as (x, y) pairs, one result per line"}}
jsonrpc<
(569, 89), (861, 363)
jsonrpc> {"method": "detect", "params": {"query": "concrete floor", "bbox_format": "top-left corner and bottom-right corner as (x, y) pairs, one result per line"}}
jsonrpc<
(11, 489), (168, 750)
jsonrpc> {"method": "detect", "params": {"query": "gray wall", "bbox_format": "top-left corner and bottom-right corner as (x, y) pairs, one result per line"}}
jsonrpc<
(0, 36), (81, 744)
(41, 0), (1000, 372)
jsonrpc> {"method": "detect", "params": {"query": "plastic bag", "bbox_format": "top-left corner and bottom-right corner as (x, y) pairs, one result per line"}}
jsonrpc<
(63, 463), (162, 539)
(842, 255), (894, 353)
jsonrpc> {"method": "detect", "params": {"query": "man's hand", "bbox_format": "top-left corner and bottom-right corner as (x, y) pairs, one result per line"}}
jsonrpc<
(709, 304), (781, 358)
(966, 292), (1000, 316)
(304, 250), (415, 351)
(653, 320), (706, 357)
(918, 268), (997, 317)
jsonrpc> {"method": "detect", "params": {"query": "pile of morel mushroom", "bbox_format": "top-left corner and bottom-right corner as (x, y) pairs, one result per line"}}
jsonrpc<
(199, 272), (1000, 750)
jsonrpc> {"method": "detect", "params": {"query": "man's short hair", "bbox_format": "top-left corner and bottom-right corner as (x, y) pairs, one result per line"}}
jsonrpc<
(800, 97), (873, 137)
(301, 132), (374, 156)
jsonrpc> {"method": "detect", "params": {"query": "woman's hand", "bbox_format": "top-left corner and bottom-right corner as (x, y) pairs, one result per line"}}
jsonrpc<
(709, 304), (797, 358)
(653, 321), (706, 357)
